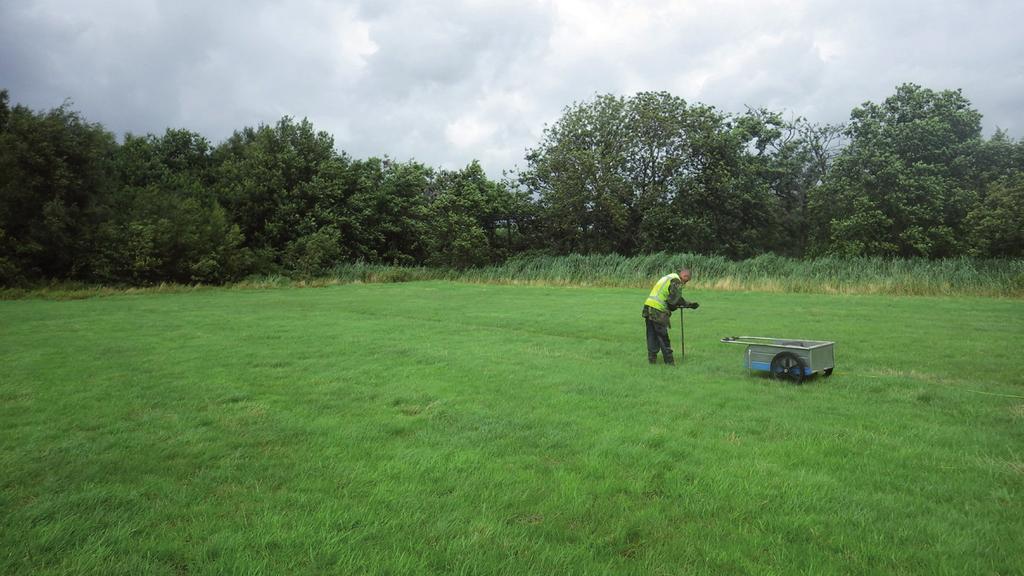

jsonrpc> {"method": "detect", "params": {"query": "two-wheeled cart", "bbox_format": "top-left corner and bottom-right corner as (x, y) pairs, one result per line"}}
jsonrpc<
(720, 336), (835, 384)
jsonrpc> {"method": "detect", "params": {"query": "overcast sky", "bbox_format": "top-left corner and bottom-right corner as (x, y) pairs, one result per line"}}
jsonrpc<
(2, 0), (1022, 175)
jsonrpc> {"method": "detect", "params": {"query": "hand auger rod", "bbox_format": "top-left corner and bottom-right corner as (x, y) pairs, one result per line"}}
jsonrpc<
(679, 309), (685, 362)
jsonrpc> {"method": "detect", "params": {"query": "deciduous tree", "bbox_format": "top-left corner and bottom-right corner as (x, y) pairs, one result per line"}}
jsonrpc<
(809, 84), (983, 257)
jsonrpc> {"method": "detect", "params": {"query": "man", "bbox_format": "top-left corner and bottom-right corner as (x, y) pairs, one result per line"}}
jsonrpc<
(642, 268), (699, 365)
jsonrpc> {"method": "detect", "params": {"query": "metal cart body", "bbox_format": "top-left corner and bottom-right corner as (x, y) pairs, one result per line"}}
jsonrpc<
(721, 336), (835, 381)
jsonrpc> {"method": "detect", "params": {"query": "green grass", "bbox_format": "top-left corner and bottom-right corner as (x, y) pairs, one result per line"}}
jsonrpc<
(1, 282), (1022, 575)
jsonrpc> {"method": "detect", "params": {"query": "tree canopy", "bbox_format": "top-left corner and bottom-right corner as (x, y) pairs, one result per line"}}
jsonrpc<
(0, 83), (1020, 286)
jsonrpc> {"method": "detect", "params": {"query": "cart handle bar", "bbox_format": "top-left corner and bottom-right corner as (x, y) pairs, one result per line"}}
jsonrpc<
(720, 336), (833, 350)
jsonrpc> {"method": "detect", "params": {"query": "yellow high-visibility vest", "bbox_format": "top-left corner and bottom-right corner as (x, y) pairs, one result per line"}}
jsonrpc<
(644, 273), (679, 312)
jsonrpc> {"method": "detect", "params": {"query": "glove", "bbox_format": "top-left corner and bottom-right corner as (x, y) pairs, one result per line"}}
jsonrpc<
(687, 301), (700, 309)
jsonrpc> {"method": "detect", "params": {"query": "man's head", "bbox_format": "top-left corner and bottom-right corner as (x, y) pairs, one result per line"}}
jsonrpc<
(678, 268), (691, 284)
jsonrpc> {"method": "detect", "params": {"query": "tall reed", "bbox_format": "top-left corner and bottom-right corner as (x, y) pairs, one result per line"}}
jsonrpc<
(450, 253), (1024, 297)
(5, 254), (1021, 299)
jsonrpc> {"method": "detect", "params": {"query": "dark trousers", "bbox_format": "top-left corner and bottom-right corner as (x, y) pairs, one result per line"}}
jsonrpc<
(645, 318), (674, 364)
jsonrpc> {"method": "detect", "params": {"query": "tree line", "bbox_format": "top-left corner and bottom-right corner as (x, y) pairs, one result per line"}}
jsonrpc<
(1, 83), (1021, 286)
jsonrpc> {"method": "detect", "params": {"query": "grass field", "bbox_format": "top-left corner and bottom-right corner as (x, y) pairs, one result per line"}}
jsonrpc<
(2, 281), (1022, 575)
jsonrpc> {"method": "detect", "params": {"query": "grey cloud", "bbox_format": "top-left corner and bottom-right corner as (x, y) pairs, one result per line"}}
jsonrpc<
(1, 0), (1021, 176)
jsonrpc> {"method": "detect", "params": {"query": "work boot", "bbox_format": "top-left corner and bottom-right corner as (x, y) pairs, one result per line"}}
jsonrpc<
(663, 354), (675, 366)
(648, 354), (658, 365)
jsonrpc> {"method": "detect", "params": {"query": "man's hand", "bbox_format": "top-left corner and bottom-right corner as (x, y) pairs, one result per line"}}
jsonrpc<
(687, 302), (700, 309)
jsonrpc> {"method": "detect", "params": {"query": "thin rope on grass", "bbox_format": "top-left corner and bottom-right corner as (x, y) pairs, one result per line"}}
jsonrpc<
(862, 373), (1024, 400)
(952, 388), (1024, 400)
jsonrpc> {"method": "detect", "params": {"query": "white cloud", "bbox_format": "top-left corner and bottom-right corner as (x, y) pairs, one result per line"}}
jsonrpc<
(446, 115), (496, 148)
(812, 30), (844, 63)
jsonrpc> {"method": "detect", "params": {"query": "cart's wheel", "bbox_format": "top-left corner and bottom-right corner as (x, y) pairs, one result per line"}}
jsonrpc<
(770, 352), (806, 384)
(823, 368), (833, 377)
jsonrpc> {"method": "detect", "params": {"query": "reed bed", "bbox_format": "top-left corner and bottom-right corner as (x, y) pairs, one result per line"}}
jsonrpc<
(456, 253), (1024, 297)
(4, 254), (1021, 299)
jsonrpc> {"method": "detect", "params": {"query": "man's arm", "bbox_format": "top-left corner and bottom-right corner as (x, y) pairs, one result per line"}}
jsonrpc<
(667, 278), (699, 310)
(666, 279), (686, 310)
